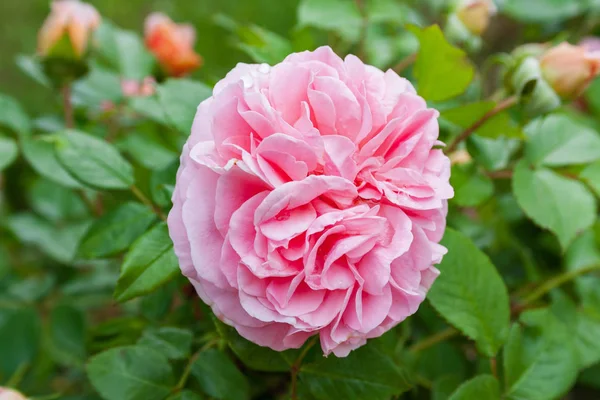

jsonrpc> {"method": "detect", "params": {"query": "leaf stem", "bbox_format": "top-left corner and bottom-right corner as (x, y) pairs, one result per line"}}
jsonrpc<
(174, 339), (219, 392)
(446, 96), (518, 153)
(131, 185), (167, 222)
(490, 357), (497, 378)
(520, 264), (600, 306)
(392, 53), (417, 74)
(62, 85), (74, 129)
(291, 335), (318, 400)
(408, 327), (458, 353)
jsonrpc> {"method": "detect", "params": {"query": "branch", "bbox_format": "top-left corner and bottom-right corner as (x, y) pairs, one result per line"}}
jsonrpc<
(446, 96), (518, 153)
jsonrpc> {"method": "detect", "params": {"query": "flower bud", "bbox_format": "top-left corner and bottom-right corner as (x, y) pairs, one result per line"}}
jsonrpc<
(38, 0), (101, 60)
(0, 387), (27, 400)
(456, 0), (497, 36)
(540, 42), (600, 99)
(144, 13), (202, 77)
(121, 77), (156, 97)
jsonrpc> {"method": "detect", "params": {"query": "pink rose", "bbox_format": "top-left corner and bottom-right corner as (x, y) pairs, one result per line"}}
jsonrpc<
(38, 0), (101, 59)
(0, 388), (27, 400)
(168, 47), (453, 357)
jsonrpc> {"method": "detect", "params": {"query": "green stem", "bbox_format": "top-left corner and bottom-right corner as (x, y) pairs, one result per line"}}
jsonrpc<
(62, 85), (74, 129)
(446, 96), (518, 153)
(521, 264), (600, 306)
(408, 327), (458, 353)
(392, 53), (417, 74)
(174, 339), (220, 392)
(131, 185), (166, 222)
(291, 336), (318, 400)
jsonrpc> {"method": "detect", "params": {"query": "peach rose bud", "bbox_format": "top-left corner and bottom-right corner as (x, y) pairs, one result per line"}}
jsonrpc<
(540, 42), (600, 99)
(38, 0), (101, 59)
(457, 0), (497, 36)
(0, 387), (27, 400)
(144, 13), (202, 77)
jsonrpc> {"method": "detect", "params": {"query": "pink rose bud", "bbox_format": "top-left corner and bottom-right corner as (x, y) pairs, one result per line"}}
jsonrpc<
(540, 42), (600, 99)
(121, 77), (156, 97)
(0, 387), (27, 400)
(581, 37), (600, 53)
(38, 0), (101, 59)
(168, 47), (453, 357)
(144, 13), (202, 77)
(457, 0), (497, 36)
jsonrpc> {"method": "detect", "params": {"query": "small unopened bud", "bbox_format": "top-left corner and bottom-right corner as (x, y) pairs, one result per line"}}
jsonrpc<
(144, 13), (202, 77)
(0, 387), (28, 400)
(540, 42), (600, 100)
(456, 0), (497, 36)
(449, 150), (472, 165)
(121, 77), (156, 97)
(38, 0), (101, 60)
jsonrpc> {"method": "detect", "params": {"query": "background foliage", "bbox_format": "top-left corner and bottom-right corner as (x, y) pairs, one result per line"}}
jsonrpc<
(3, 0), (600, 399)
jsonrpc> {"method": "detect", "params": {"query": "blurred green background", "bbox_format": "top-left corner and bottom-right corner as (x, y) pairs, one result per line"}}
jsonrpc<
(0, 0), (299, 114)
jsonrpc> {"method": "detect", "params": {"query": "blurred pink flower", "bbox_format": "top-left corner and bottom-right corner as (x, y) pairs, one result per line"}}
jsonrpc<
(38, 0), (101, 59)
(144, 12), (202, 77)
(168, 47), (452, 357)
(457, 0), (497, 36)
(581, 37), (600, 52)
(0, 388), (27, 400)
(540, 42), (600, 99)
(121, 77), (156, 97)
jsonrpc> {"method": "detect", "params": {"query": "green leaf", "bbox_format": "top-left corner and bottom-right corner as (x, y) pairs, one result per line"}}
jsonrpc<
(114, 223), (179, 302)
(0, 93), (31, 136)
(129, 96), (168, 125)
(50, 304), (87, 365)
(150, 161), (178, 208)
(95, 22), (155, 80)
(504, 311), (578, 400)
(0, 136), (18, 171)
(21, 135), (84, 188)
(297, 0), (363, 43)
(213, 318), (292, 372)
(513, 160), (597, 249)
(118, 131), (178, 171)
(467, 135), (520, 172)
(432, 375), (462, 400)
(73, 67), (123, 109)
(54, 130), (135, 190)
(502, 0), (585, 23)
(300, 345), (411, 400)
(157, 79), (212, 135)
(167, 391), (204, 400)
(7, 213), (91, 264)
(407, 25), (475, 102)
(524, 115), (600, 167)
(87, 345), (175, 400)
(450, 164), (494, 207)
(448, 375), (500, 400)
(0, 307), (41, 378)
(366, 0), (419, 24)
(427, 228), (510, 356)
(16, 54), (51, 88)
(78, 202), (156, 259)
(138, 327), (192, 360)
(581, 161), (600, 197)
(573, 309), (600, 369)
(191, 348), (250, 400)
(27, 178), (88, 222)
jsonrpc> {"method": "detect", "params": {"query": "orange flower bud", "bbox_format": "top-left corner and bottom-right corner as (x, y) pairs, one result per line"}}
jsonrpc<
(0, 387), (28, 400)
(540, 42), (600, 99)
(457, 0), (497, 36)
(144, 13), (202, 77)
(38, 0), (101, 59)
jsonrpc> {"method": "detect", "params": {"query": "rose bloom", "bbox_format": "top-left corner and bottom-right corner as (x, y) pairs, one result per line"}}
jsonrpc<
(457, 0), (497, 36)
(38, 0), (101, 59)
(540, 42), (600, 99)
(168, 47), (453, 357)
(0, 388), (27, 400)
(144, 13), (202, 77)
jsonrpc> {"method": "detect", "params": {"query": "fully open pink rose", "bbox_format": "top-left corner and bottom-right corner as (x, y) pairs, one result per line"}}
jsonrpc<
(168, 47), (453, 356)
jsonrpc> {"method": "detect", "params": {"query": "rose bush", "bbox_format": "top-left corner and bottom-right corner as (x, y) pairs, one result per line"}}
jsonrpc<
(3, 0), (600, 399)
